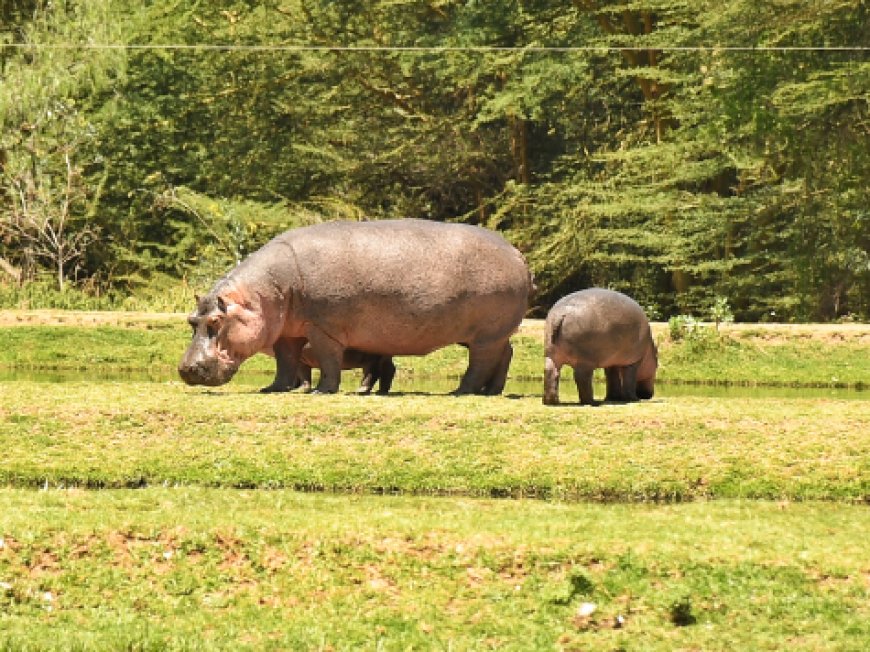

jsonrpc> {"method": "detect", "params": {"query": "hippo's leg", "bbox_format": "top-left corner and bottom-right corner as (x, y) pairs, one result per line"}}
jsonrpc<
(455, 340), (508, 395)
(356, 355), (379, 395)
(604, 367), (624, 402)
(375, 357), (397, 395)
(296, 364), (313, 392)
(636, 378), (655, 400)
(307, 327), (344, 394)
(543, 356), (561, 405)
(620, 361), (641, 402)
(482, 342), (512, 396)
(261, 337), (305, 393)
(572, 365), (597, 406)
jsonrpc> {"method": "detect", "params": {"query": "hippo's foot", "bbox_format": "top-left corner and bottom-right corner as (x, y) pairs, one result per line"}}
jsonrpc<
(260, 382), (293, 393)
(542, 395), (560, 406)
(355, 385), (374, 395)
(311, 388), (339, 395)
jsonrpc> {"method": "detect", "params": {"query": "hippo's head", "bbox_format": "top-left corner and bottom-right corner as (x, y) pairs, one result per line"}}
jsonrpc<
(178, 288), (267, 386)
(636, 339), (658, 400)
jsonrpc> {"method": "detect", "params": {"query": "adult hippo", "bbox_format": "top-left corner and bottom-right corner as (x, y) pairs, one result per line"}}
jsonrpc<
(295, 346), (396, 395)
(178, 219), (533, 394)
(543, 288), (657, 406)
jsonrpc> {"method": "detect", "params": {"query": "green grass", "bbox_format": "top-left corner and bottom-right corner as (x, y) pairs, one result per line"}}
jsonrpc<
(1, 490), (868, 651)
(1, 317), (869, 388)
(0, 312), (868, 649)
(1, 381), (867, 501)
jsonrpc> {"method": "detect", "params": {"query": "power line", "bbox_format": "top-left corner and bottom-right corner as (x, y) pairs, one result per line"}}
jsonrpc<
(0, 43), (867, 53)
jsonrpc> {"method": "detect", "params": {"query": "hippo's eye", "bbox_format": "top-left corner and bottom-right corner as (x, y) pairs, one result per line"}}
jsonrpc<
(206, 315), (222, 339)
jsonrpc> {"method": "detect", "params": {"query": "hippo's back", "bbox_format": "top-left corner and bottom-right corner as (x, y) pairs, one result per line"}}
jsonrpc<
(546, 288), (651, 368)
(266, 219), (532, 355)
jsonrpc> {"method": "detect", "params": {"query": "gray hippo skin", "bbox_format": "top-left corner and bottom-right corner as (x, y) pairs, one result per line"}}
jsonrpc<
(295, 346), (397, 395)
(543, 288), (657, 406)
(178, 219), (532, 394)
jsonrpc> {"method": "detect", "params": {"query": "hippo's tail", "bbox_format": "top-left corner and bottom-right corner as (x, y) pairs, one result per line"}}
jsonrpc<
(547, 311), (565, 347)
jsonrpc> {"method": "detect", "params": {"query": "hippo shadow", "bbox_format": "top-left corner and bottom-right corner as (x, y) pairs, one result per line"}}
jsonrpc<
(545, 397), (663, 407)
(358, 390), (527, 400)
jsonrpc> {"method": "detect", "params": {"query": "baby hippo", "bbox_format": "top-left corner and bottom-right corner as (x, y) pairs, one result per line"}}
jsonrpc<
(294, 345), (396, 395)
(543, 288), (657, 406)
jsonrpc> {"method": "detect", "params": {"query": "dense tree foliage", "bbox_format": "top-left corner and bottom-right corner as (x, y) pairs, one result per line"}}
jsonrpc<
(1, 0), (867, 320)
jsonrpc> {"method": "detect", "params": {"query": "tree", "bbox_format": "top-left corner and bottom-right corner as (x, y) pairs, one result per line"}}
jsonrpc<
(2, 115), (101, 291)
(1, 0), (866, 319)
(0, 0), (124, 289)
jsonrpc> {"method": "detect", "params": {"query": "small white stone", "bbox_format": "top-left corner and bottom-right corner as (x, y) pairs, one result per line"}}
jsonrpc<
(577, 602), (597, 617)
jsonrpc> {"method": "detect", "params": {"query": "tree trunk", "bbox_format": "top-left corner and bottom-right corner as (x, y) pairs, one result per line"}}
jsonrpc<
(57, 250), (65, 293)
(509, 115), (530, 184)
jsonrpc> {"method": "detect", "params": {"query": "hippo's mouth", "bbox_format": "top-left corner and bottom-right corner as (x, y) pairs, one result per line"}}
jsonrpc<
(178, 366), (238, 386)
(178, 342), (241, 387)
(178, 360), (240, 386)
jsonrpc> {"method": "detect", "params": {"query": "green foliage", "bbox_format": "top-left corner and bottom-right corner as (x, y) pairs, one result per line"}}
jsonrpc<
(666, 314), (731, 363)
(1, 0), (867, 320)
(0, 275), (195, 312)
(710, 296), (734, 330)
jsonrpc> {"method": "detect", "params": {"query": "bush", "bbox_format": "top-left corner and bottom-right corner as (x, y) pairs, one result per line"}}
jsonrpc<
(0, 276), (195, 313)
(667, 314), (725, 358)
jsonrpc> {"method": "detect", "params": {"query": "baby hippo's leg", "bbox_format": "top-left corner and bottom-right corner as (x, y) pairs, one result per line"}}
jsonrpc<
(357, 356), (378, 395)
(620, 361), (641, 402)
(296, 364), (312, 392)
(604, 367), (624, 402)
(375, 357), (397, 395)
(573, 365), (596, 406)
(543, 356), (561, 405)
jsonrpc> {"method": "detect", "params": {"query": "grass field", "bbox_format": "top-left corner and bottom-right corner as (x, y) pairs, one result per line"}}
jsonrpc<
(1, 490), (868, 651)
(1, 311), (868, 388)
(1, 312), (868, 650)
(1, 382), (868, 501)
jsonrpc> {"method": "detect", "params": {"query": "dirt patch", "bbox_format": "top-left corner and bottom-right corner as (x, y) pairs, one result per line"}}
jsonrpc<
(0, 310), (181, 327)
(521, 318), (870, 344)
(720, 322), (870, 345)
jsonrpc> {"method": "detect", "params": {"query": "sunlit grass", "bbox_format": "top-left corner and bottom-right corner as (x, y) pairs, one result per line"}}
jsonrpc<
(1, 381), (867, 501)
(1, 489), (868, 651)
(1, 312), (868, 650)
(1, 315), (868, 388)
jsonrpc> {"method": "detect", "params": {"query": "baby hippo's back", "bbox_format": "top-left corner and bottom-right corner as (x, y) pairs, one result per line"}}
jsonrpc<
(545, 288), (652, 369)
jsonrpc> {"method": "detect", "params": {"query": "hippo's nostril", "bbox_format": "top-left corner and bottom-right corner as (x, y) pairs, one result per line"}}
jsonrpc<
(178, 363), (204, 385)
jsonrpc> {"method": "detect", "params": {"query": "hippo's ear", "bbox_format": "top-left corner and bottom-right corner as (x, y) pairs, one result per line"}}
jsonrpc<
(217, 295), (228, 313)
